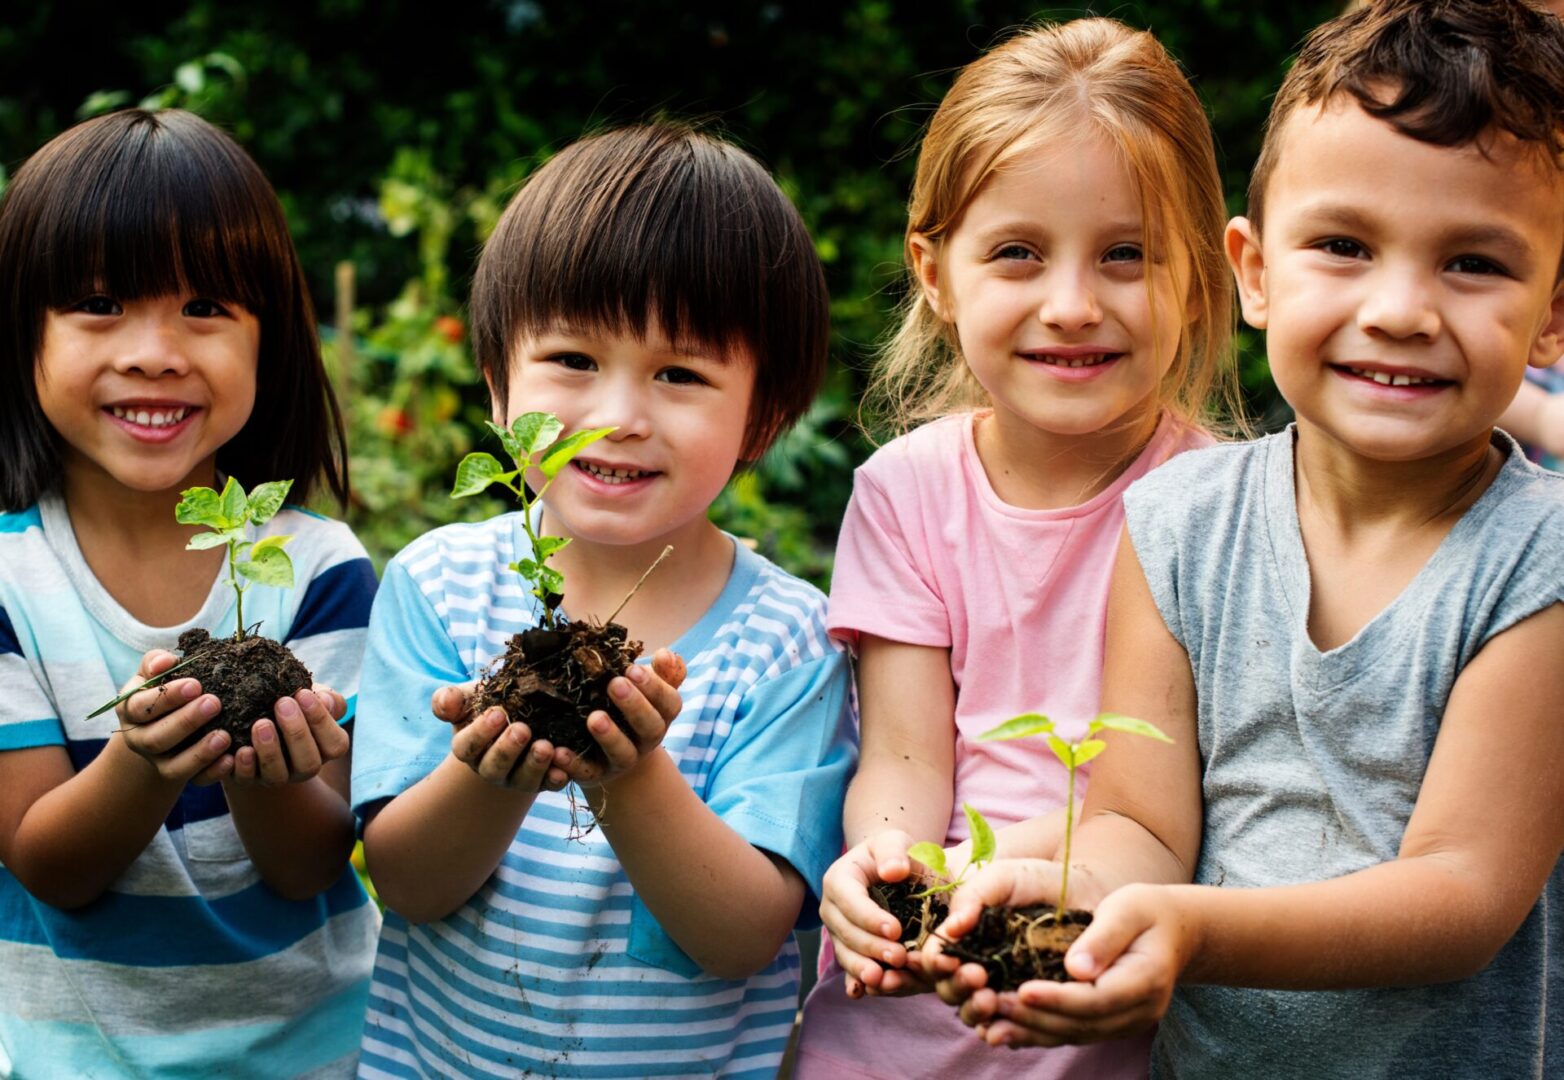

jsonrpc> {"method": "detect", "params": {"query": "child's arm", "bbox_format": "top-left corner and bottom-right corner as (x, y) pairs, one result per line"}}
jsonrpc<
(220, 685), (358, 901)
(1499, 377), (1564, 459)
(0, 650), (235, 909)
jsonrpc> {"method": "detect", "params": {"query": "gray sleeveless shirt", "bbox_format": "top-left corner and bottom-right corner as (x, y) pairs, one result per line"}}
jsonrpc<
(1122, 428), (1564, 1079)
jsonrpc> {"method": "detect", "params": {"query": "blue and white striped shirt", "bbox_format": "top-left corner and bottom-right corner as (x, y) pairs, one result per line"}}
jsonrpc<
(0, 490), (380, 1079)
(351, 514), (855, 1078)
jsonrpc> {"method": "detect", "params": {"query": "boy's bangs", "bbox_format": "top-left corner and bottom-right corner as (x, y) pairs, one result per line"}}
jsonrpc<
(32, 116), (278, 314)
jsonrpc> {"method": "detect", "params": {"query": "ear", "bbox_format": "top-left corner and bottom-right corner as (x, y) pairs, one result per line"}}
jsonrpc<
(1529, 278), (1564, 369)
(1225, 216), (1268, 330)
(908, 233), (951, 322)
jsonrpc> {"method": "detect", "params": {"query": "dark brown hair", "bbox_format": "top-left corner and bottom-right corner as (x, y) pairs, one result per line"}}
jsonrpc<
(1249, 0), (1564, 230)
(0, 109), (347, 511)
(469, 122), (830, 460)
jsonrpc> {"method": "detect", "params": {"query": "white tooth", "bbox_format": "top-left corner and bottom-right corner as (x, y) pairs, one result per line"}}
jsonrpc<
(112, 407), (125, 419)
(150, 411), (166, 426)
(1391, 375), (1410, 387)
(1371, 372), (1391, 385)
(135, 410), (151, 425)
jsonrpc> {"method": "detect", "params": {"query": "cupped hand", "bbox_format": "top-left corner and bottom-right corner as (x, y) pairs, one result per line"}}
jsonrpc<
(560, 648), (686, 789)
(115, 649), (233, 786)
(228, 685), (350, 787)
(821, 829), (945, 998)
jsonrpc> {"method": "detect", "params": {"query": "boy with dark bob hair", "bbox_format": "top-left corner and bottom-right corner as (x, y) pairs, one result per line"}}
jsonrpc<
(350, 122), (855, 1078)
(930, 2), (1564, 1076)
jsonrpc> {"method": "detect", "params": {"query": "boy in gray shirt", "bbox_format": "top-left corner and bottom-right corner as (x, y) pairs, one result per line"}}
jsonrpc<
(928, 1), (1564, 1075)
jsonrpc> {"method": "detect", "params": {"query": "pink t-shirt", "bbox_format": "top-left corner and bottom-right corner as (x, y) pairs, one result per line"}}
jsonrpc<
(795, 410), (1205, 1080)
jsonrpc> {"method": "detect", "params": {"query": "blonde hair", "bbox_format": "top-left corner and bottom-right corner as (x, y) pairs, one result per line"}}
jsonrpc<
(867, 18), (1238, 438)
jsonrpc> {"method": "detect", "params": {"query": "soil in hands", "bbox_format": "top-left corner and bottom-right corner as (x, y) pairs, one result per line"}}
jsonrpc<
(941, 905), (1092, 989)
(870, 879), (950, 952)
(469, 620), (643, 764)
(175, 628), (312, 756)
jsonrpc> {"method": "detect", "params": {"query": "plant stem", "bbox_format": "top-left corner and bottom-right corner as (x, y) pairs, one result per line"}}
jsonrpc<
(605, 545), (674, 625)
(1056, 756), (1076, 921)
(230, 542), (244, 640)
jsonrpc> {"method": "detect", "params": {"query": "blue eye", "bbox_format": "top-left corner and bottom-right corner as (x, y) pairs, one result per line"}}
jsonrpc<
(1103, 244), (1143, 263)
(993, 244), (1036, 262)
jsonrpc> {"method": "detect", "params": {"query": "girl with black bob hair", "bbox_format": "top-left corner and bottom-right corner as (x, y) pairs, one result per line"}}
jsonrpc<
(0, 110), (378, 1077)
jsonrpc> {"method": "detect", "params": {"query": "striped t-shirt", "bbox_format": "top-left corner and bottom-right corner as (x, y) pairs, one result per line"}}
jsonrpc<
(0, 490), (381, 1079)
(351, 514), (856, 1078)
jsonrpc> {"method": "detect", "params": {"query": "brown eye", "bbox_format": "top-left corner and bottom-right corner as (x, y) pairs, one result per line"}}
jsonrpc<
(75, 295), (121, 316)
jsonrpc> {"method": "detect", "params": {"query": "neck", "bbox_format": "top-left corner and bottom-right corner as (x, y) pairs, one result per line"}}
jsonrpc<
(976, 402), (1164, 511)
(1293, 422), (1499, 532)
(61, 454), (221, 556)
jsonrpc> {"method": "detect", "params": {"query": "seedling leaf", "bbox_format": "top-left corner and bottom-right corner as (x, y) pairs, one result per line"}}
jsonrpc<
(245, 480), (292, 524)
(237, 544), (295, 588)
(452, 453), (516, 498)
(1045, 734), (1074, 767)
(511, 412), (564, 457)
(249, 534), (293, 559)
(1074, 738), (1108, 766)
(538, 426), (616, 479)
(907, 842), (948, 878)
(175, 487), (227, 529)
(537, 565), (564, 596)
(185, 531), (230, 551)
(977, 712), (1055, 742)
(219, 476), (248, 524)
(1090, 712), (1173, 742)
(531, 535), (570, 560)
(964, 802), (996, 866)
(510, 558), (540, 578)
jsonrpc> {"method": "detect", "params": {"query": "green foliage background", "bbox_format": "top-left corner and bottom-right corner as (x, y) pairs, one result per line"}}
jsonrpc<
(0, 1), (1340, 585)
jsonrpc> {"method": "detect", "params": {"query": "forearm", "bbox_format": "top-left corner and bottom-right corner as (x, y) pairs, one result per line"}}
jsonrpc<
(1171, 851), (1532, 989)
(1497, 380), (1564, 456)
(1070, 809), (1196, 897)
(362, 755), (539, 923)
(9, 739), (184, 908)
(588, 751), (806, 980)
(224, 775), (356, 901)
(843, 749), (952, 848)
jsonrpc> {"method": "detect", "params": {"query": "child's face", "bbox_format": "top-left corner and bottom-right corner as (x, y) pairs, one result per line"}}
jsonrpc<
(35, 292), (260, 495)
(499, 323), (754, 550)
(914, 132), (1189, 443)
(1229, 96), (1564, 464)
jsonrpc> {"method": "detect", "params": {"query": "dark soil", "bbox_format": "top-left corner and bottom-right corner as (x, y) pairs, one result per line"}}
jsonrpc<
(175, 628), (313, 757)
(469, 619), (643, 764)
(942, 905), (1093, 990)
(870, 878), (950, 951)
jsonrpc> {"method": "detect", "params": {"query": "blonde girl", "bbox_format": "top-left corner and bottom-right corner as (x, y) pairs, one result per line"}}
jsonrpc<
(795, 17), (1236, 1078)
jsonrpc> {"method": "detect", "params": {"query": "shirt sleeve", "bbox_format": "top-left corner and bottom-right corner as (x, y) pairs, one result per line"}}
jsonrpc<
(827, 467), (951, 650)
(703, 650), (857, 930)
(283, 523), (378, 725)
(349, 558), (467, 818)
(0, 604), (64, 752)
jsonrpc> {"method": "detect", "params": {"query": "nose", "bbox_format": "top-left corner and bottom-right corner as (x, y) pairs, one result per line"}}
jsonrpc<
(1357, 263), (1441, 341)
(112, 312), (191, 378)
(593, 374), (653, 441)
(1036, 266), (1103, 334)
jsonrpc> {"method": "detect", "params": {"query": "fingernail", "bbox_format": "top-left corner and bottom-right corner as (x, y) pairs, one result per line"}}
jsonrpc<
(627, 664), (647, 684)
(882, 949), (897, 964)
(297, 689), (318, 711)
(276, 697), (299, 719)
(181, 680), (200, 700)
(256, 724), (275, 744)
(206, 732), (226, 750)
(611, 679), (632, 700)
(200, 696), (220, 716)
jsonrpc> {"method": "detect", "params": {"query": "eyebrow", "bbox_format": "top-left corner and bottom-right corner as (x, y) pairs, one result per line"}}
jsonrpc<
(969, 219), (1148, 244)
(1293, 203), (1537, 265)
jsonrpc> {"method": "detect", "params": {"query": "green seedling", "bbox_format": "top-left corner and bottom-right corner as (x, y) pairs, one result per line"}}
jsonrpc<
(906, 802), (996, 898)
(89, 477), (296, 719)
(451, 412), (614, 628)
(978, 711), (1171, 918)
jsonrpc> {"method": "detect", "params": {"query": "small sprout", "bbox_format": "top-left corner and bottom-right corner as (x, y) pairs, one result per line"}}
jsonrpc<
(978, 711), (1171, 918)
(907, 802), (998, 898)
(452, 412), (613, 627)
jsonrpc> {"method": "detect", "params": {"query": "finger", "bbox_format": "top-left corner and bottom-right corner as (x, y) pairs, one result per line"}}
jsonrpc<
(475, 721), (532, 786)
(956, 986), (999, 1026)
(874, 967), (929, 996)
(821, 898), (904, 972)
(586, 710), (639, 772)
(623, 661), (682, 725)
(844, 973), (865, 999)
(273, 696), (322, 777)
(191, 752), (235, 787)
(997, 988), (1162, 1043)
(980, 1016), (1067, 1049)
(607, 676), (667, 747)
(128, 694), (222, 756)
(557, 747), (604, 787)
(542, 767), (571, 792)
(122, 677), (203, 727)
(650, 648), (687, 690)
(452, 708), (507, 767)
(866, 831), (915, 882)
(160, 729), (232, 783)
(502, 736), (555, 791)
(431, 684), (475, 724)
(949, 860), (1063, 919)
(297, 688), (350, 762)
(231, 745), (258, 784)
(310, 684), (348, 721)
(250, 719), (291, 786)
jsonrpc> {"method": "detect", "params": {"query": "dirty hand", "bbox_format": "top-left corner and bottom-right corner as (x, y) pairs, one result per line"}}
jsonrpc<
(227, 685), (350, 787)
(114, 649), (232, 786)
(433, 682), (571, 792)
(821, 830), (942, 997)
(562, 648), (686, 789)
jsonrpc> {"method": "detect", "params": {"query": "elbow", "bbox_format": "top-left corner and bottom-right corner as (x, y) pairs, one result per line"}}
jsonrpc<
(695, 923), (796, 982)
(8, 860), (107, 911)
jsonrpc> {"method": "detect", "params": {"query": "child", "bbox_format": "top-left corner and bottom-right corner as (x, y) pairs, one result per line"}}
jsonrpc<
(0, 110), (379, 1076)
(932, 1), (1564, 1075)
(794, 17), (1237, 1080)
(350, 122), (857, 1078)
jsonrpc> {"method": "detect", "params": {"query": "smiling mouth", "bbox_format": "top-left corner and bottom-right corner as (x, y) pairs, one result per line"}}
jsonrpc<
(106, 405), (196, 428)
(1028, 353), (1122, 368)
(573, 459), (660, 485)
(1337, 366), (1448, 387)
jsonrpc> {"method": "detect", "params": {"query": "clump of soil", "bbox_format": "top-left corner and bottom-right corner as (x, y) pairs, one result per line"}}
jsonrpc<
(941, 905), (1092, 989)
(174, 628), (313, 756)
(469, 619), (643, 763)
(870, 879), (950, 951)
